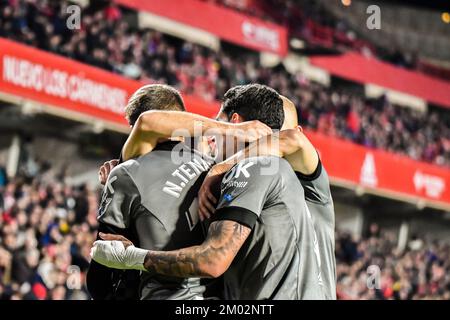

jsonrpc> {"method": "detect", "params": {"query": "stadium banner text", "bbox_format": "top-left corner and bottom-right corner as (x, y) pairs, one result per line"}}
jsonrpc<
(114, 0), (288, 56)
(0, 38), (219, 125)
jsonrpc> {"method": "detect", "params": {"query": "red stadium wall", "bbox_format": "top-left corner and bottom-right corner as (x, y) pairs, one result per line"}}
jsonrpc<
(310, 52), (450, 109)
(114, 0), (288, 56)
(0, 38), (448, 208)
(0, 38), (219, 125)
(307, 130), (450, 209)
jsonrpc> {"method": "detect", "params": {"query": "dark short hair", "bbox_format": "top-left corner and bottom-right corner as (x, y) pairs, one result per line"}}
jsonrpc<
(221, 85), (244, 104)
(125, 84), (185, 125)
(221, 84), (284, 130)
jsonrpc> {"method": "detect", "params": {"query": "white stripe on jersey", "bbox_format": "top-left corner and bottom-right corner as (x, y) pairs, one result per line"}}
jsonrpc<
(305, 203), (324, 286)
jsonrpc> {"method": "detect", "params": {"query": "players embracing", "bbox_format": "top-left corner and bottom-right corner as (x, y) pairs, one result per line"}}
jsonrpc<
(87, 83), (336, 300)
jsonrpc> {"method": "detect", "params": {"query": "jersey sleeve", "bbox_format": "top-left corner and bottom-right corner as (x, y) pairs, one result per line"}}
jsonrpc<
(97, 164), (141, 229)
(211, 157), (281, 229)
(295, 160), (332, 205)
(89, 164), (141, 300)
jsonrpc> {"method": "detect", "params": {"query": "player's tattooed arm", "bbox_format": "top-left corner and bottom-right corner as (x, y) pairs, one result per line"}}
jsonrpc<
(143, 220), (251, 278)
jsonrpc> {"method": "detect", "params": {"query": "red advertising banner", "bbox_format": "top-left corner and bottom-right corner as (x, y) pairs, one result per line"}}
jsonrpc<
(310, 52), (450, 109)
(115, 0), (288, 56)
(0, 39), (448, 208)
(306, 130), (450, 209)
(0, 38), (219, 125)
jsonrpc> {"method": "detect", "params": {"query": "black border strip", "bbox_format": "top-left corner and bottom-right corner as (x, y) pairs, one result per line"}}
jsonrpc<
(211, 206), (258, 229)
(295, 159), (322, 182)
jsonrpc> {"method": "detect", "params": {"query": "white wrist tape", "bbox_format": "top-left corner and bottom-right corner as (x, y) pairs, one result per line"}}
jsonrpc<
(90, 240), (148, 271)
(124, 245), (148, 271)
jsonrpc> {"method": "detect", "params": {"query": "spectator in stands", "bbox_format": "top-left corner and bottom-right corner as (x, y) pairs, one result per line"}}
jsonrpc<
(335, 225), (450, 300)
(0, 162), (95, 300)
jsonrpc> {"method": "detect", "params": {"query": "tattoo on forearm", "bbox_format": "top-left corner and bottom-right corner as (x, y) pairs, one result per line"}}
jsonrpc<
(143, 221), (251, 278)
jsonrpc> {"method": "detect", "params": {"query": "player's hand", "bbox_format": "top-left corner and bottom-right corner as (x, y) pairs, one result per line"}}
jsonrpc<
(99, 233), (134, 248)
(98, 159), (119, 185)
(234, 120), (272, 142)
(90, 233), (147, 271)
(198, 164), (227, 221)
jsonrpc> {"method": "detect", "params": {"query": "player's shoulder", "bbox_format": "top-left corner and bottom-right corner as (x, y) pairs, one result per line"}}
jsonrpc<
(101, 160), (141, 200)
(296, 160), (330, 185)
(109, 159), (140, 180)
(247, 156), (292, 175)
(226, 156), (290, 182)
(239, 155), (289, 167)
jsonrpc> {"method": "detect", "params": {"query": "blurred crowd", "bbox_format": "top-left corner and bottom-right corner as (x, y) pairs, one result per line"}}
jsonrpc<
(0, 165), (96, 300)
(0, 0), (449, 167)
(1, 165), (449, 300)
(336, 224), (450, 300)
(205, 0), (418, 69)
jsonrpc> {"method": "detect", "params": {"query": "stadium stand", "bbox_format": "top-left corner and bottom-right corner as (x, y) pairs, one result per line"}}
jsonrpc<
(0, 163), (95, 300)
(204, 0), (450, 81)
(0, 0), (448, 166)
(336, 226), (450, 300)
